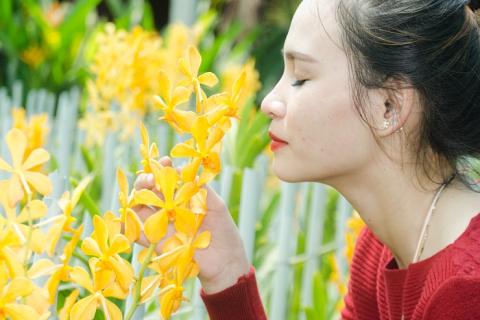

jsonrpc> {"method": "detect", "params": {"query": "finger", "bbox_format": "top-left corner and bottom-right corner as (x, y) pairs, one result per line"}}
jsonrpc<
(159, 156), (172, 166)
(160, 156), (182, 175)
(203, 183), (226, 213)
(134, 205), (157, 221)
(134, 173), (154, 190)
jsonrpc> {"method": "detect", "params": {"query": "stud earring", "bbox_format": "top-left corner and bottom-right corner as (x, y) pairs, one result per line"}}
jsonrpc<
(382, 119), (390, 129)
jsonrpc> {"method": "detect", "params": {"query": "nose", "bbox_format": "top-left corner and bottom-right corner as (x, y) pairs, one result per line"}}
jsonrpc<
(260, 94), (286, 119)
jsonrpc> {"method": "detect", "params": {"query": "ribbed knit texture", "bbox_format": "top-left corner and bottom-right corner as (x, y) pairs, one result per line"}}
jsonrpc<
(342, 211), (480, 320)
(201, 212), (480, 320)
(200, 266), (267, 320)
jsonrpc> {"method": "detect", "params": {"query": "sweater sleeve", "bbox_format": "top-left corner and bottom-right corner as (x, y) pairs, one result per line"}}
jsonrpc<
(200, 266), (267, 320)
(422, 276), (480, 320)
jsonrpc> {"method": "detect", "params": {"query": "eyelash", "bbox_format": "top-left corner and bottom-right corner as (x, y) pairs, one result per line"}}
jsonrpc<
(291, 79), (308, 87)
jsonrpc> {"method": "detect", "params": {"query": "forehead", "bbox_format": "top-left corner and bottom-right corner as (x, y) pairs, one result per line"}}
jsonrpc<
(284, 0), (340, 57)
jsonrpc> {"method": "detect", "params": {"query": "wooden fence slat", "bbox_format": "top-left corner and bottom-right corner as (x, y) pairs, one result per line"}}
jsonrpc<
(300, 183), (328, 317)
(270, 182), (300, 320)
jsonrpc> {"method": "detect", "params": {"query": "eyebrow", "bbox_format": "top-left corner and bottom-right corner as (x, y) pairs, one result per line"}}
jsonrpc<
(281, 49), (318, 63)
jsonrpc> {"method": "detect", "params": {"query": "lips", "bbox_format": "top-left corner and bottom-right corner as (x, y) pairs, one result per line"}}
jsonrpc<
(268, 131), (288, 144)
(268, 131), (288, 152)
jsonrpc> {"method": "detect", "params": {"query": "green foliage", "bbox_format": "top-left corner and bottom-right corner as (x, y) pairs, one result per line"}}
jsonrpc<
(0, 0), (155, 95)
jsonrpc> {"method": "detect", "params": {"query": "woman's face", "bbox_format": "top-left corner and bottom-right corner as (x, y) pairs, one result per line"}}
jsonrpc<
(261, 0), (381, 184)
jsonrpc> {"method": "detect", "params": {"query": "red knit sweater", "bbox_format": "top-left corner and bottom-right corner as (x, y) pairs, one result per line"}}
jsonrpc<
(201, 212), (480, 320)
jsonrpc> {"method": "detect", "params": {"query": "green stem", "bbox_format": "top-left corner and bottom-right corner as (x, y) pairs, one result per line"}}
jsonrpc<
(124, 243), (156, 320)
(72, 250), (89, 267)
(22, 192), (33, 267)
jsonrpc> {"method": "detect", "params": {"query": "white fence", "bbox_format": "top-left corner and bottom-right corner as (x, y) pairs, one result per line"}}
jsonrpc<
(0, 83), (354, 319)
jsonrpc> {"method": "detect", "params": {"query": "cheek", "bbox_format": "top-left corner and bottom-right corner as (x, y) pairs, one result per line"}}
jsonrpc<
(286, 83), (369, 163)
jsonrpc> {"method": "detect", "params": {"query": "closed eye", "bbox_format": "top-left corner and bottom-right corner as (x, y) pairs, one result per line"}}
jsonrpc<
(291, 79), (308, 87)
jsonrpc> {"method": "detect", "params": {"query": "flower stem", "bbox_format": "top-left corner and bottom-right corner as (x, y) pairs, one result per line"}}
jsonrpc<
(23, 192), (33, 267)
(125, 243), (156, 320)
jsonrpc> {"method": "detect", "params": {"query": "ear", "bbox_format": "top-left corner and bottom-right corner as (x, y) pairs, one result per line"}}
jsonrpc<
(374, 83), (416, 137)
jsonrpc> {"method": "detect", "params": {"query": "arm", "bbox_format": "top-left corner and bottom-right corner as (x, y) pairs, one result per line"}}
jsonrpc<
(422, 276), (480, 320)
(200, 266), (267, 320)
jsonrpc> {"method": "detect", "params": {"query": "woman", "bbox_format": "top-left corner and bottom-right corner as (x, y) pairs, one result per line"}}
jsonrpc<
(135, 0), (480, 319)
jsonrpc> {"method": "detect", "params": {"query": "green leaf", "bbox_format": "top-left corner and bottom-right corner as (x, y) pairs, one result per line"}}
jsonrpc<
(0, 0), (12, 23)
(200, 20), (243, 73)
(58, 0), (102, 47)
(70, 177), (101, 217)
(106, 0), (123, 18)
(140, 2), (154, 30)
(312, 271), (327, 317)
(81, 144), (95, 172)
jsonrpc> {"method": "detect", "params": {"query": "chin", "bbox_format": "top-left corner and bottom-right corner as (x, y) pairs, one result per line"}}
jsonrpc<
(272, 163), (307, 183)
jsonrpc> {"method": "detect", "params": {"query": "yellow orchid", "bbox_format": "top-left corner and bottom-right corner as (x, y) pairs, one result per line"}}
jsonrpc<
(58, 289), (80, 320)
(11, 108), (27, 133)
(327, 253), (348, 313)
(24, 285), (51, 319)
(81, 213), (133, 292)
(178, 46), (219, 113)
(27, 226), (84, 303)
(88, 23), (166, 118)
(220, 59), (261, 111)
(345, 211), (365, 263)
(11, 107), (50, 157)
(0, 180), (48, 255)
(0, 217), (24, 278)
(2, 199), (48, 254)
(138, 123), (159, 175)
(46, 176), (92, 256)
(117, 169), (142, 242)
(69, 259), (125, 320)
(171, 116), (225, 184)
(27, 113), (49, 150)
(158, 246), (207, 320)
(113, 108), (142, 142)
(0, 274), (41, 319)
(211, 69), (246, 117)
(21, 46), (46, 69)
(162, 23), (195, 81)
(78, 110), (115, 147)
(205, 69), (249, 132)
(0, 128), (52, 206)
(133, 164), (198, 243)
(153, 70), (193, 134)
(160, 284), (185, 320)
(156, 226), (210, 275)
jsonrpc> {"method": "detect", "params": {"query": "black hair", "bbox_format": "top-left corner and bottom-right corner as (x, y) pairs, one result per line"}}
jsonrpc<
(335, 0), (480, 192)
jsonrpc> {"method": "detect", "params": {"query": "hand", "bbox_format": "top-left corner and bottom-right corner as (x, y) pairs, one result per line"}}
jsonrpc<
(133, 156), (250, 294)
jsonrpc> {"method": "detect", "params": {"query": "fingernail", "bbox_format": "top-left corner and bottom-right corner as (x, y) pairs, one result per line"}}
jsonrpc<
(147, 174), (154, 184)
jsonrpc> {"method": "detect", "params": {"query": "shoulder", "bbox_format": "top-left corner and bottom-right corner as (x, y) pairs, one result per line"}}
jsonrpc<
(422, 275), (480, 320)
(348, 226), (386, 293)
(353, 226), (385, 260)
(449, 214), (480, 277)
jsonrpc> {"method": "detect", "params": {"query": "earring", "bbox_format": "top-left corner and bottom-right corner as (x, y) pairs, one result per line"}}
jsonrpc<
(392, 111), (404, 133)
(382, 119), (390, 129)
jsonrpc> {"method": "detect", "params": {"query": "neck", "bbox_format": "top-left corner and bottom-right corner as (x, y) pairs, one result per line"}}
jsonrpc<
(322, 158), (459, 269)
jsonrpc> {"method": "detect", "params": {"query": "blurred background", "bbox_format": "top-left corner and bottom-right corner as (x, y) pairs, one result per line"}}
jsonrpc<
(0, 0), (362, 319)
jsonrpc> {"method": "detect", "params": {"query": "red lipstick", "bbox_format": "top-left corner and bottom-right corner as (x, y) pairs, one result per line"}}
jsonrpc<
(268, 131), (288, 152)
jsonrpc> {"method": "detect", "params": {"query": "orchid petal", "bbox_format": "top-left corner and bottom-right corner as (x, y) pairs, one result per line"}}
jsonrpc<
(198, 72), (219, 87)
(6, 128), (27, 169)
(24, 171), (52, 196)
(22, 148), (50, 170)
(69, 294), (98, 320)
(144, 211), (168, 244)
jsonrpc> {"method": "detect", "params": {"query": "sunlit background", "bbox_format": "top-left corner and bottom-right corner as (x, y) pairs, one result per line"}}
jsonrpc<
(0, 1), (363, 319)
